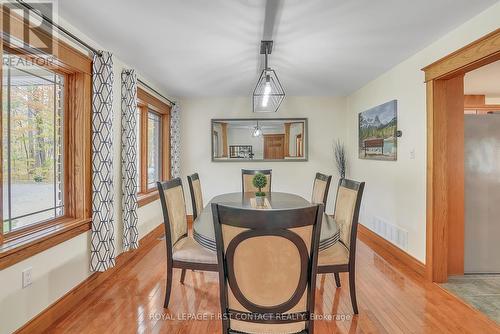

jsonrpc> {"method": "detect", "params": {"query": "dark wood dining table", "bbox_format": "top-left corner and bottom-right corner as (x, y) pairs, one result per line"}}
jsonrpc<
(193, 192), (340, 252)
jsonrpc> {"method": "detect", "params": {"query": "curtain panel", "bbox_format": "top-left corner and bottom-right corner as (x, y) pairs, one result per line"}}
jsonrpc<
(91, 51), (116, 272)
(121, 70), (139, 251)
(170, 103), (181, 178)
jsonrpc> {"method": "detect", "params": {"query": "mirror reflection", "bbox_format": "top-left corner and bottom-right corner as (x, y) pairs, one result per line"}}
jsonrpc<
(212, 119), (307, 161)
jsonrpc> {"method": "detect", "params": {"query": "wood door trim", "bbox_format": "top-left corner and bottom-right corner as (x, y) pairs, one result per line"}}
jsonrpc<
(423, 29), (500, 283)
(422, 28), (500, 81)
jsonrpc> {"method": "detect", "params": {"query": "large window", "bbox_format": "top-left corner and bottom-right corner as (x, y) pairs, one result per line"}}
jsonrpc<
(137, 88), (170, 206)
(2, 54), (65, 233)
(0, 7), (92, 270)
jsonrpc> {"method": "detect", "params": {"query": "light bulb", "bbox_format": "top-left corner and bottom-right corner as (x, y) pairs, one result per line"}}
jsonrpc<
(264, 82), (271, 94)
(261, 81), (271, 107)
(252, 127), (261, 137)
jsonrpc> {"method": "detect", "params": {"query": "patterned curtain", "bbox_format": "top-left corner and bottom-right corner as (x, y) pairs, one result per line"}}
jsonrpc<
(121, 70), (139, 251)
(91, 51), (115, 272)
(170, 103), (181, 178)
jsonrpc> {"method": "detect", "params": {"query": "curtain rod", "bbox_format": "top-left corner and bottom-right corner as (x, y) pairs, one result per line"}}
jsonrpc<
(15, 0), (176, 106)
(15, 0), (100, 55)
(137, 79), (176, 106)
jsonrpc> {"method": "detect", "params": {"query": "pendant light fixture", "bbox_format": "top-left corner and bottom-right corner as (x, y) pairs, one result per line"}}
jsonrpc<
(253, 40), (285, 113)
(252, 120), (263, 137)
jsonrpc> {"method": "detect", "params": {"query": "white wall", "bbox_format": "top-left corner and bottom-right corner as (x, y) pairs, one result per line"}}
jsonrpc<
(345, 2), (500, 262)
(227, 126), (265, 159)
(0, 18), (168, 334)
(180, 96), (347, 214)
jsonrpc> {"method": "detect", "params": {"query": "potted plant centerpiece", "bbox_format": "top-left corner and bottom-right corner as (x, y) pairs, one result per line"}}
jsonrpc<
(252, 172), (267, 206)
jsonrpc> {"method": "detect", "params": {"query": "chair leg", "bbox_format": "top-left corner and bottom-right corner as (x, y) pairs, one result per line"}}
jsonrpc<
(334, 273), (341, 288)
(180, 269), (186, 284)
(164, 265), (173, 308)
(348, 267), (358, 314)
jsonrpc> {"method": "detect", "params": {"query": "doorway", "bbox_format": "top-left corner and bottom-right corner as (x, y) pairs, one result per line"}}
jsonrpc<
(463, 61), (500, 274)
(423, 28), (500, 283)
(440, 60), (500, 324)
(263, 134), (285, 159)
(424, 30), (500, 324)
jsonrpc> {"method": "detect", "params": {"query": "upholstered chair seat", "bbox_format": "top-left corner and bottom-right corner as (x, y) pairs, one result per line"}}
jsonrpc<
(172, 237), (217, 264)
(318, 242), (349, 266)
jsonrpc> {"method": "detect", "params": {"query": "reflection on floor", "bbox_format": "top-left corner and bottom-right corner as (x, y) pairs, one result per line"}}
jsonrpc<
(441, 274), (500, 324)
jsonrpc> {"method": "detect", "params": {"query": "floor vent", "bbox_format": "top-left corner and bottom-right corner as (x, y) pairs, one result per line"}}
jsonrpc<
(371, 216), (408, 250)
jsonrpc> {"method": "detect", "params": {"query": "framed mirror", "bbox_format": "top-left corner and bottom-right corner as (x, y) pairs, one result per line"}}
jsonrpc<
(211, 118), (308, 162)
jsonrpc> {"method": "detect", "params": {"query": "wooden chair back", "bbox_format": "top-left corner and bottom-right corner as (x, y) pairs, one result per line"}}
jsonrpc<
(157, 178), (188, 260)
(241, 169), (272, 193)
(333, 178), (365, 264)
(212, 203), (324, 334)
(187, 173), (204, 220)
(311, 172), (332, 206)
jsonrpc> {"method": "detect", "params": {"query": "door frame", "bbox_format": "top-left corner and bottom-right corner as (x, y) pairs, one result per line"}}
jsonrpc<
(422, 28), (500, 282)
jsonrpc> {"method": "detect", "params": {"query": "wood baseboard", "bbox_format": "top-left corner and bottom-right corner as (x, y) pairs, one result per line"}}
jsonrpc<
(15, 223), (165, 334)
(358, 223), (426, 277)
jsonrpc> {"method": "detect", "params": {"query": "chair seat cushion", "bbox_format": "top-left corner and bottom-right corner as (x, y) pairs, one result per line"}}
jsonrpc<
(318, 242), (349, 266)
(172, 236), (217, 264)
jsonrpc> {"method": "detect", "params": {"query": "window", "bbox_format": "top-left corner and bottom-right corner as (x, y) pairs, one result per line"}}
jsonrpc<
(0, 8), (92, 269)
(147, 111), (162, 189)
(2, 54), (65, 233)
(137, 88), (170, 206)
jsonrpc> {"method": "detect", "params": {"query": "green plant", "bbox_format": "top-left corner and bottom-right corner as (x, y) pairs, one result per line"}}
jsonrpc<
(33, 175), (44, 183)
(252, 173), (267, 197)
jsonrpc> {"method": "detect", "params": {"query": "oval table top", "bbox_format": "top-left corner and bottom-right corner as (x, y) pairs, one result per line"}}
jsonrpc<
(193, 192), (340, 252)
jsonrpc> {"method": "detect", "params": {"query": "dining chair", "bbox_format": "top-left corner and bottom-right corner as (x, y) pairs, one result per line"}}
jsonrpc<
(311, 172), (332, 206)
(212, 203), (324, 334)
(317, 178), (365, 314)
(157, 178), (218, 308)
(241, 169), (272, 193)
(187, 173), (203, 221)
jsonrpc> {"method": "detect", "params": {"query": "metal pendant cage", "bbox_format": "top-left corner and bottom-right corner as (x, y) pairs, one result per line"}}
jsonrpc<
(253, 40), (285, 113)
(253, 68), (285, 112)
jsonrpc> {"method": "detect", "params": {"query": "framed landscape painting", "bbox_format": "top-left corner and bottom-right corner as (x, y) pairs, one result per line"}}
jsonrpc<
(358, 100), (397, 161)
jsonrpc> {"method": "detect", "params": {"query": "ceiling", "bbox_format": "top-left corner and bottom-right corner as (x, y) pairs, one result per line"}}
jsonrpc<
(59, 0), (499, 98)
(465, 60), (500, 97)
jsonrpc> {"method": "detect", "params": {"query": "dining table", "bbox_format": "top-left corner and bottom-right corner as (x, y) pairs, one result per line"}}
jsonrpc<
(193, 191), (340, 252)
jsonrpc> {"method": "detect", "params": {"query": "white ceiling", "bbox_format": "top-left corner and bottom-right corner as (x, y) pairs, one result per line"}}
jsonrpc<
(464, 60), (500, 97)
(59, 0), (499, 98)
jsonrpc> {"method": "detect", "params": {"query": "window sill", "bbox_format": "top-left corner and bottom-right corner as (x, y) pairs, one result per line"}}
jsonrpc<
(138, 191), (160, 207)
(0, 218), (91, 270)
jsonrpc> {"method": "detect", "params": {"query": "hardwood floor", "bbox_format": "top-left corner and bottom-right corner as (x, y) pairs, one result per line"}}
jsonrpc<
(47, 237), (500, 333)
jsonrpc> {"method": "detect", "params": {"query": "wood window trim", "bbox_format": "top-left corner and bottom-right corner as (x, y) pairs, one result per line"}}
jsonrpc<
(0, 218), (91, 270)
(137, 87), (171, 207)
(0, 8), (92, 269)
